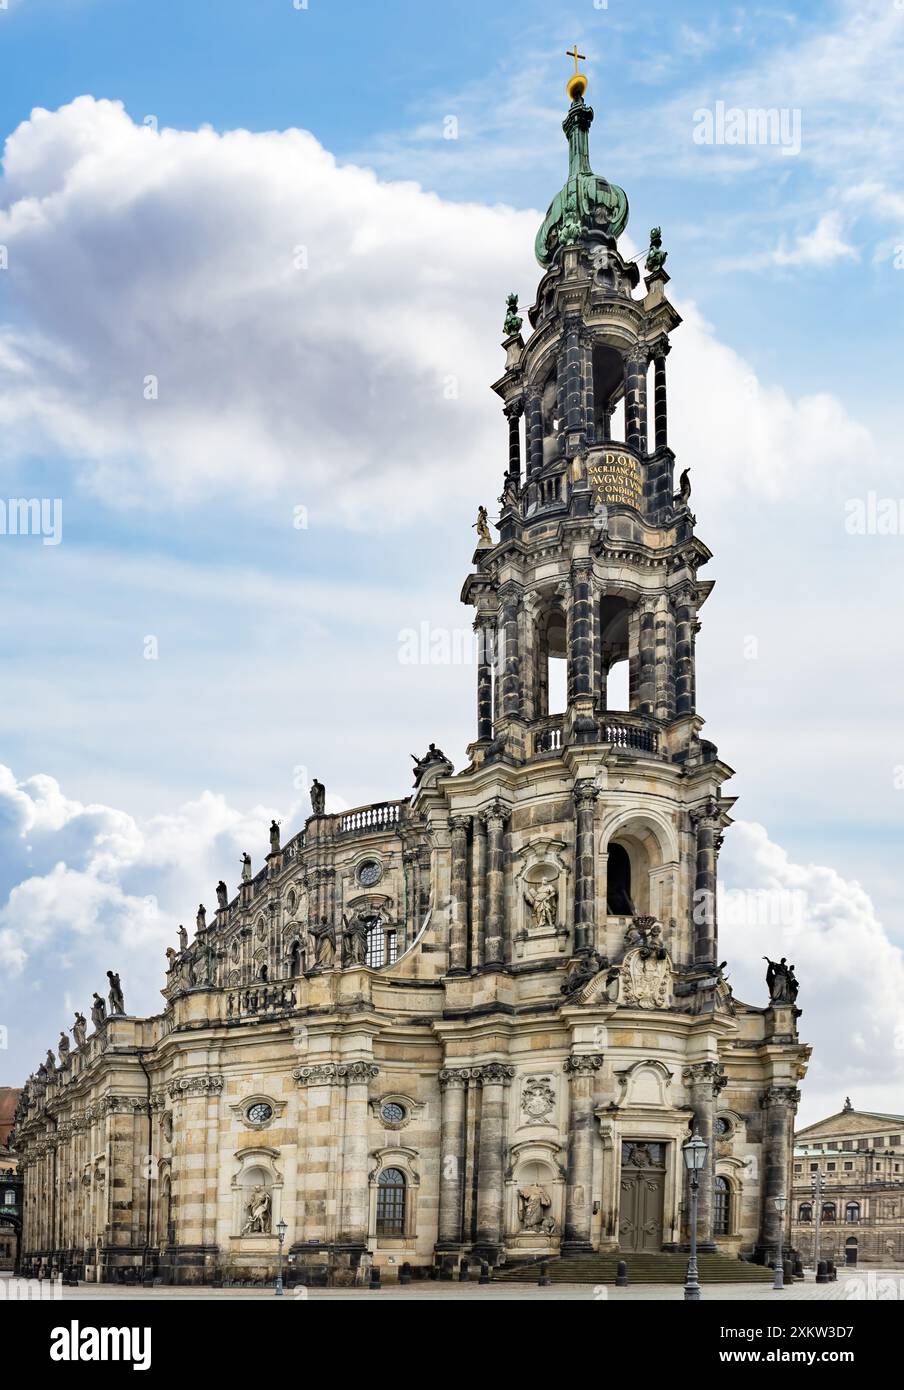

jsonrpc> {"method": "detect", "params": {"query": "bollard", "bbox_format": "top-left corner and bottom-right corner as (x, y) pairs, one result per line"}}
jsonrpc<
(399, 1262), (412, 1286)
(816, 1259), (829, 1284)
(369, 1265), (381, 1290)
(429, 1264), (440, 1281)
(827, 1260), (837, 1282)
(615, 1259), (628, 1288)
(783, 1259), (793, 1286)
(538, 1262), (550, 1287)
(459, 1258), (470, 1283)
(479, 1260), (491, 1285)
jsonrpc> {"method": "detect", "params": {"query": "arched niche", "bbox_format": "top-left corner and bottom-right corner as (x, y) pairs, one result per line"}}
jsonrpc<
(511, 838), (571, 962)
(598, 808), (680, 934)
(505, 1140), (565, 1250)
(231, 1147), (284, 1241)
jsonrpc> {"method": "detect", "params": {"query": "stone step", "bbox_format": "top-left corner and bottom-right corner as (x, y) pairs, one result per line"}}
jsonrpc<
(494, 1252), (776, 1284)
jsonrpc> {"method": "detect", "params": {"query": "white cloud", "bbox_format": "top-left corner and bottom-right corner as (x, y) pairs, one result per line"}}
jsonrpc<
(720, 821), (904, 1126)
(771, 212), (858, 268)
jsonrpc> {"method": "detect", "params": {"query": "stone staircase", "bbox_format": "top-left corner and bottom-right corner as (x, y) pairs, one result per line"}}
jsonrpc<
(493, 1252), (776, 1285)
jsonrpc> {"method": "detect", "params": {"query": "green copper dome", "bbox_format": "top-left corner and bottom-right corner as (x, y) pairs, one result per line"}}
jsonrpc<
(535, 96), (629, 267)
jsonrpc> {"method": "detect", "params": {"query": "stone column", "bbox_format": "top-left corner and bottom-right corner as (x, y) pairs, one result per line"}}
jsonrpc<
(691, 801), (720, 966)
(474, 1064), (514, 1258)
(674, 585), (697, 715)
(653, 344), (669, 450)
(476, 618), (494, 742)
(572, 780), (599, 955)
(568, 560), (594, 706)
(526, 392), (543, 477)
(338, 1062), (379, 1247)
(563, 1054), (604, 1252)
(564, 320), (583, 432)
(682, 1062), (726, 1251)
(504, 400), (523, 486)
(653, 594), (676, 721)
(482, 802), (509, 967)
(437, 1069), (469, 1248)
(758, 1086), (800, 1262)
(403, 848), (419, 948)
(167, 1074), (222, 1283)
(637, 597), (657, 716)
(470, 815), (487, 967)
(498, 583), (522, 720)
(448, 816), (470, 975)
(625, 348), (648, 455)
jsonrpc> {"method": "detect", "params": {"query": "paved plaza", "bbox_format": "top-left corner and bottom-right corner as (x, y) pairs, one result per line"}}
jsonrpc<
(3, 1267), (901, 1302)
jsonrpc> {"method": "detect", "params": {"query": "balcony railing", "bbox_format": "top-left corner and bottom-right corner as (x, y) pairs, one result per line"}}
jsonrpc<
(533, 718), (564, 754)
(531, 713), (660, 757)
(338, 800), (406, 837)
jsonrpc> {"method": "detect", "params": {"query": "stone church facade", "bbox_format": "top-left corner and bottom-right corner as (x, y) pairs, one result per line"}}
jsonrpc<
(15, 66), (810, 1284)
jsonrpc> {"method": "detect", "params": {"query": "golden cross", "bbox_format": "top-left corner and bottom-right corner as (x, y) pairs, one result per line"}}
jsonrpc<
(566, 44), (586, 74)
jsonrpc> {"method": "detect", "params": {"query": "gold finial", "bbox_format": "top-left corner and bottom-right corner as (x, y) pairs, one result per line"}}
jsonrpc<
(566, 44), (587, 102)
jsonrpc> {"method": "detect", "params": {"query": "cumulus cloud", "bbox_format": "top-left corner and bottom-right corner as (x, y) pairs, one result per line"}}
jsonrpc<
(0, 95), (876, 531)
(720, 821), (904, 1125)
(771, 212), (859, 268)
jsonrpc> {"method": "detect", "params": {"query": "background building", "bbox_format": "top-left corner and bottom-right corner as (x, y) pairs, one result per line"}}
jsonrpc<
(0, 1088), (22, 1270)
(792, 1100), (904, 1267)
(14, 65), (809, 1285)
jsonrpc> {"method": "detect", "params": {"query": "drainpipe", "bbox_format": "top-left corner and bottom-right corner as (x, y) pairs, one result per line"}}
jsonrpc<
(137, 1052), (154, 1281)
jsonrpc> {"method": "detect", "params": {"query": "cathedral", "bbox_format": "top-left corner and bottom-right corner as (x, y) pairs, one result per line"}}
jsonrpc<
(14, 60), (810, 1286)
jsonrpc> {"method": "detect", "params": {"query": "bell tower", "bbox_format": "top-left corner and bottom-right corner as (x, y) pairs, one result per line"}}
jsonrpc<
(462, 54), (725, 974)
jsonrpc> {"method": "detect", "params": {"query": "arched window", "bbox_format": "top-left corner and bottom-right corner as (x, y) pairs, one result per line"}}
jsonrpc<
(606, 842), (634, 915)
(821, 1202), (836, 1223)
(845, 1202), (860, 1223)
(288, 941), (301, 978)
(798, 1203), (813, 1222)
(713, 1176), (731, 1236)
(376, 1168), (406, 1236)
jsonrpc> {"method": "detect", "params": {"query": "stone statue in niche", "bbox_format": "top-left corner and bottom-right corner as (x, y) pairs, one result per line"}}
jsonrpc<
(521, 1076), (556, 1123)
(240, 1185), (272, 1236)
(309, 917), (336, 970)
(524, 880), (558, 930)
(517, 1183), (556, 1235)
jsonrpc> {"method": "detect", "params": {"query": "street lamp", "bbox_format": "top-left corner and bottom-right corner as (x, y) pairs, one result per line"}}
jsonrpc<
(275, 1218), (288, 1297)
(682, 1129), (708, 1302)
(773, 1196), (787, 1290)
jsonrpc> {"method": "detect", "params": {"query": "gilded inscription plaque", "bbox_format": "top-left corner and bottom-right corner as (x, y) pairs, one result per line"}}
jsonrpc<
(588, 451), (643, 511)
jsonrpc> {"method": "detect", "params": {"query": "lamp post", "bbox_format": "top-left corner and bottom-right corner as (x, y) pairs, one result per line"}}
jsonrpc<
(682, 1129), (708, 1302)
(275, 1218), (288, 1297)
(773, 1196), (786, 1290)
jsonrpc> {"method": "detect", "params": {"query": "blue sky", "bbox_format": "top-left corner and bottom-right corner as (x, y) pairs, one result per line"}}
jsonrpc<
(0, 0), (902, 1121)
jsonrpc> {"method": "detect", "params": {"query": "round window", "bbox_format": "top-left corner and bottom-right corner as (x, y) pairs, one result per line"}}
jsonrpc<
(381, 1102), (405, 1126)
(247, 1102), (273, 1125)
(358, 860), (382, 887)
(715, 1117), (730, 1137)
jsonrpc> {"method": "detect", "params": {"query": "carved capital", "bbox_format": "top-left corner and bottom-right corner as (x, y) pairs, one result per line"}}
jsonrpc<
(564, 1054), (605, 1077)
(439, 1068), (471, 1090)
(449, 815), (471, 839)
(337, 1062), (379, 1086)
(167, 1074), (224, 1100)
(473, 1063), (515, 1087)
(682, 1061), (727, 1096)
(293, 1063), (338, 1087)
(573, 779), (600, 809)
(503, 399), (524, 421)
(480, 800), (510, 829)
(761, 1085), (801, 1110)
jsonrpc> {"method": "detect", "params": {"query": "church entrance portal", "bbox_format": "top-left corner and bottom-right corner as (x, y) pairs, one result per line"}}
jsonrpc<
(618, 1141), (666, 1252)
